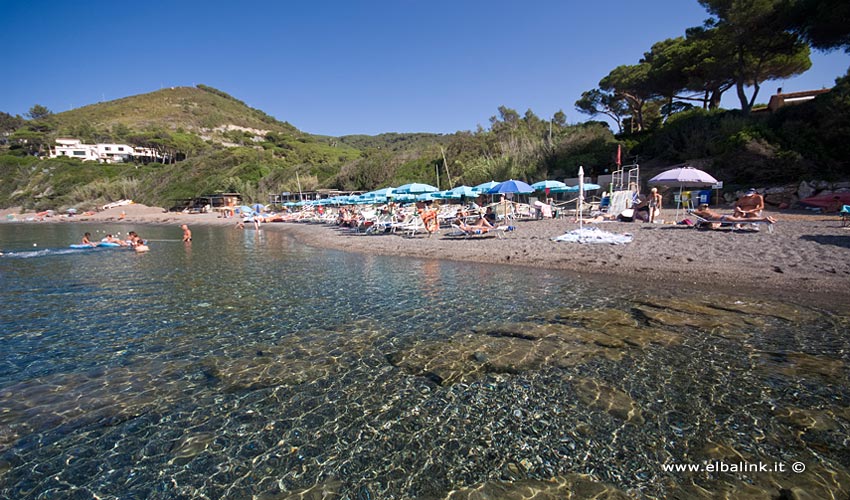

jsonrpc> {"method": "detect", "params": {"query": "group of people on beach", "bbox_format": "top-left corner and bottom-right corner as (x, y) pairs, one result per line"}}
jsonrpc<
(691, 188), (776, 228)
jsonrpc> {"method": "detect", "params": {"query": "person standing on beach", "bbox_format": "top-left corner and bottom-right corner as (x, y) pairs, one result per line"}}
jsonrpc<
(648, 187), (662, 223)
(181, 224), (192, 242)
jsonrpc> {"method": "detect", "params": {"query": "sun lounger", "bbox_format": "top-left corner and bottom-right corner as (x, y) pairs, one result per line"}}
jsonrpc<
(687, 210), (775, 233)
(448, 224), (514, 239)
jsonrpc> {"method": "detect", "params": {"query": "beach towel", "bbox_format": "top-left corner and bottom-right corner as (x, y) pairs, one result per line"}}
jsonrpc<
(552, 227), (633, 245)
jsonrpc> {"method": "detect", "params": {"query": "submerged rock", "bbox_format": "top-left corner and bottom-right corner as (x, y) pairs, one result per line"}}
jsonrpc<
(571, 378), (644, 425)
(753, 351), (845, 379)
(633, 297), (826, 336)
(388, 308), (680, 386)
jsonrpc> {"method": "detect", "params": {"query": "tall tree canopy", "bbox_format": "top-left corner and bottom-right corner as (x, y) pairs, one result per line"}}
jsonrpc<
(699, 0), (812, 112)
(575, 89), (628, 133)
(781, 0), (850, 52)
(26, 104), (52, 120)
(599, 63), (662, 132)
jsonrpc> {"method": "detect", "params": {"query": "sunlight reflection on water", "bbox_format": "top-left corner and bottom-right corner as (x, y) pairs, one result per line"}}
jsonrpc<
(1, 224), (848, 498)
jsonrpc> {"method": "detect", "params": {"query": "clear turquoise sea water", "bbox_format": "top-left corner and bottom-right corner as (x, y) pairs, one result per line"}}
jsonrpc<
(1, 224), (848, 499)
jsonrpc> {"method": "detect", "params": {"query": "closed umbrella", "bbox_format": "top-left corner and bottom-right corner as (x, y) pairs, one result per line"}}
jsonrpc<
(578, 166), (585, 233)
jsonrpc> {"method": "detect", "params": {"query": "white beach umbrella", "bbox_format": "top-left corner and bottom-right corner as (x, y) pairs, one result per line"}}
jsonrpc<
(648, 165), (719, 219)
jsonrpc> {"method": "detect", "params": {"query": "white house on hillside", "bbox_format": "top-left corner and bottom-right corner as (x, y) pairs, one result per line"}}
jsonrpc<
(50, 138), (165, 163)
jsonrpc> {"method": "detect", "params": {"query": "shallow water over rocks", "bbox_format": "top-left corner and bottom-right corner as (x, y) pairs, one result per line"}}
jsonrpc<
(1, 224), (849, 499)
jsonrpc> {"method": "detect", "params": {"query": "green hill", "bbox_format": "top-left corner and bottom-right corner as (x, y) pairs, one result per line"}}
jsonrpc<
(52, 85), (299, 141)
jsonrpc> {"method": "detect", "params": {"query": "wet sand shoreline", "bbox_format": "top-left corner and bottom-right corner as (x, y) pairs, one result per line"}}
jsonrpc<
(3, 204), (850, 308)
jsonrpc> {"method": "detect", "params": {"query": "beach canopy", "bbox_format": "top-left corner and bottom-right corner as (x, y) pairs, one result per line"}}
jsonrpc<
(648, 166), (718, 187)
(364, 187), (395, 198)
(472, 180), (500, 193)
(394, 183), (438, 194)
(530, 180), (567, 191)
(436, 185), (477, 199)
(487, 179), (534, 194)
(416, 192), (439, 201)
(551, 183), (601, 193)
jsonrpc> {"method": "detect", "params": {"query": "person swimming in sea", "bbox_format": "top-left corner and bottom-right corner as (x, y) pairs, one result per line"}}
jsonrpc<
(81, 232), (97, 247)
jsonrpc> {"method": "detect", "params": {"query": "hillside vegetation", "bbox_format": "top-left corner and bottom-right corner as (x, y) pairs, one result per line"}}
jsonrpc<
(1, 74), (849, 212)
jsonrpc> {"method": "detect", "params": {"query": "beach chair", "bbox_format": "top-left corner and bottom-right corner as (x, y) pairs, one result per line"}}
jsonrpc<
(391, 215), (428, 237)
(687, 210), (775, 234)
(448, 223), (514, 239)
(448, 224), (495, 238)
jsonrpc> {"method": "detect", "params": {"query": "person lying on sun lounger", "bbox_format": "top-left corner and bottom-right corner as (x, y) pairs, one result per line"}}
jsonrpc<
(457, 214), (494, 232)
(692, 204), (776, 229)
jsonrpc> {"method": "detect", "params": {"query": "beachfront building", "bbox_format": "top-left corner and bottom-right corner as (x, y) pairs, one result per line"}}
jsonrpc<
(749, 88), (832, 114)
(49, 138), (166, 163)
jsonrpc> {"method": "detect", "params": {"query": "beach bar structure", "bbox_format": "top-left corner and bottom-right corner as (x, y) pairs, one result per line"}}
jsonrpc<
(268, 189), (363, 206)
(171, 192), (242, 213)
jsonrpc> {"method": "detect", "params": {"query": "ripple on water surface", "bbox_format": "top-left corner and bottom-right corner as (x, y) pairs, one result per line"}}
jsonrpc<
(0, 224), (848, 498)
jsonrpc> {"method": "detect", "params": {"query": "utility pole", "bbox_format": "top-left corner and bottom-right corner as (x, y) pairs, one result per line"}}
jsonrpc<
(441, 147), (453, 188)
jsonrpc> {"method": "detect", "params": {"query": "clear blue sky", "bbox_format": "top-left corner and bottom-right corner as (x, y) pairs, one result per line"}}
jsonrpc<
(1, 0), (847, 136)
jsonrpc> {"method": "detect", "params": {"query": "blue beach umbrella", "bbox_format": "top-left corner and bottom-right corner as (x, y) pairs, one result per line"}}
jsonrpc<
(238, 205), (254, 214)
(395, 182), (439, 194)
(393, 194), (416, 203)
(488, 179), (534, 195)
(365, 187), (395, 198)
(252, 203), (265, 212)
(472, 181), (499, 193)
(551, 183), (601, 193)
(446, 185), (477, 198)
(416, 192), (439, 201)
(530, 180), (567, 191)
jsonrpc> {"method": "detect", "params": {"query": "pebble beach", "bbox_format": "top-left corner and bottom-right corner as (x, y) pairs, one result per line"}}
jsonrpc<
(3, 203), (849, 307)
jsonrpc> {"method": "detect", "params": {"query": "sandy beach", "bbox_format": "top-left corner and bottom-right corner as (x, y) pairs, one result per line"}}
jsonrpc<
(3, 203), (849, 305)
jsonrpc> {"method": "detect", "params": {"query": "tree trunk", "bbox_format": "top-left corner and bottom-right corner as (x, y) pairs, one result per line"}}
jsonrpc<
(736, 80), (751, 114)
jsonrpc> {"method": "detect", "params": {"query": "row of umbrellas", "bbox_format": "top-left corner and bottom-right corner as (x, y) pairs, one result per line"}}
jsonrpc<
(280, 179), (603, 207)
(253, 167), (714, 211)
